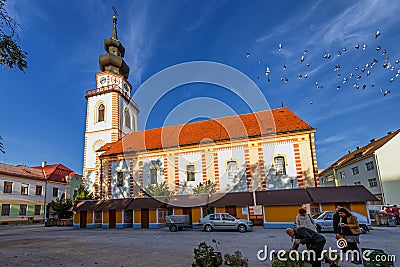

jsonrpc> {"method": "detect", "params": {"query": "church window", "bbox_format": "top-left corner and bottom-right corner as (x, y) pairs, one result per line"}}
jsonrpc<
(124, 108), (131, 129)
(227, 160), (238, 179)
(97, 104), (105, 122)
(116, 171), (124, 187)
(274, 156), (286, 175)
(149, 167), (157, 184)
(186, 164), (195, 182)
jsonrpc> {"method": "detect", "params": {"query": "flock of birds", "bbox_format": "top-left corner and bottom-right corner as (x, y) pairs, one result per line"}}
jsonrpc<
(246, 30), (398, 101)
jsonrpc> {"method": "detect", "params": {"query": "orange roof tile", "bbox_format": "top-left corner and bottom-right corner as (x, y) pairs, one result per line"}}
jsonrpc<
(100, 107), (313, 156)
(0, 163), (44, 180)
(320, 129), (400, 175)
(32, 164), (74, 183)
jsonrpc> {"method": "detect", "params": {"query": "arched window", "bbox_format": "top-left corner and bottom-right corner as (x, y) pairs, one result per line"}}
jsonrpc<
(186, 164), (195, 181)
(124, 108), (131, 129)
(227, 160), (238, 179)
(97, 104), (105, 122)
(274, 156), (286, 175)
(149, 167), (158, 184)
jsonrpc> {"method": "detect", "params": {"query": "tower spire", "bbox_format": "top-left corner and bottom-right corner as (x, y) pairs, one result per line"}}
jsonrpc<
(98, 7), (130, 79)
(112, 6), (118, 40)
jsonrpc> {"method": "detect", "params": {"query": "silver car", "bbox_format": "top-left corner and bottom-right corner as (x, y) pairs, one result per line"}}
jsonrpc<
(200, 213), (253, 233)
(314, 211), (372, 234)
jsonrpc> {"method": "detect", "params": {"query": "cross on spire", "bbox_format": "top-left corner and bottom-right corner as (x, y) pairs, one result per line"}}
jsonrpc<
(112, 6), (118, 40)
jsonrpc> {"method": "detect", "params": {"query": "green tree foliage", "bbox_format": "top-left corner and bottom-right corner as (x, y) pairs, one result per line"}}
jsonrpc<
(49, 193), (73, 219)
(193, 242), (223, 267)
(73, 185), (96, 203)
(0, 0), (27, 71)
(145, 182), (174, 198)
(192, 180), (217, 194)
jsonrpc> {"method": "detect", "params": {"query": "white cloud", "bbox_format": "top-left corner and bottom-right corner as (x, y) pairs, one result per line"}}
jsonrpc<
(316, 135), (346, 145)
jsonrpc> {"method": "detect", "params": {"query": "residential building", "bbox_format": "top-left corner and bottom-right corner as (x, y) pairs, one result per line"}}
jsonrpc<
(82, 14), (320, 200)
(319, 129), (400, 205)
(0, 163), (80, 223)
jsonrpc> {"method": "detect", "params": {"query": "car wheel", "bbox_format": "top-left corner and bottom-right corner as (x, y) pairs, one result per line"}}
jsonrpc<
(316, 225), (322, 233)
(238, 224), (247, 233)
(169, 225), (177, 232)
(204, 224), (213, 232)
(360, 226), (367, 234)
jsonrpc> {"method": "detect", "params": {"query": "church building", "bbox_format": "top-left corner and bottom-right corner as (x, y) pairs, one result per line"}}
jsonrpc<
(82, 14), (319, 200)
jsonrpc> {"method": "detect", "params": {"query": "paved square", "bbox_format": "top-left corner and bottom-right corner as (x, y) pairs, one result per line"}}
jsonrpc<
(0, 225), (398, 266)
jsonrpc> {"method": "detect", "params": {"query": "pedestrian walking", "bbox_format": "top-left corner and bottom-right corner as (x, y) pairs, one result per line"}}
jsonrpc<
(337, 208), (362, 264)
(296, 207), (317, 231)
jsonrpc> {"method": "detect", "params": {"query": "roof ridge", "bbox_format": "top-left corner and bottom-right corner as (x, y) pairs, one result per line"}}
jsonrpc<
(321, 129), (400, 174)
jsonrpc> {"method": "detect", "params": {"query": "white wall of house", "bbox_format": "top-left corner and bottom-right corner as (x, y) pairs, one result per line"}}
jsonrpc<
(0, 175), (66, 217)
(375, 133), (400, 205)
(336, 155), (382, 196)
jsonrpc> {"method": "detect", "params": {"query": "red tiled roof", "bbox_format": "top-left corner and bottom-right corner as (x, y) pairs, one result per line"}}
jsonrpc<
(33, 164), (74, 183)
(100, 107), (313, 156)
(0, 163), (44, 180)
(320, 129), (400, 175)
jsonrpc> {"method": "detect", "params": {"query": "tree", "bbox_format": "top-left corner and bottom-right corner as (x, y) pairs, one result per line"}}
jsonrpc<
(192, 180), (217, 194)
(145, 182), (174, 198)
(0, 0), (27, 71)
(49, 193), (73, 219)
(73, 185), (96, 203)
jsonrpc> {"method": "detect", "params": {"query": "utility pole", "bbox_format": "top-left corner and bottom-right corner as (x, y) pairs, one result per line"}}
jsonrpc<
(42, 161), (48, 225)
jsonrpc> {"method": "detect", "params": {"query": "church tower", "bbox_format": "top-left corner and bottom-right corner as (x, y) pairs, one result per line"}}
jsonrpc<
(83, 13), (139, 195)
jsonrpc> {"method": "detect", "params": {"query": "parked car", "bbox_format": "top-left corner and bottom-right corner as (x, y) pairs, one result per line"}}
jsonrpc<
(314, 211), (371, 234)
(199, 213), (253, 233)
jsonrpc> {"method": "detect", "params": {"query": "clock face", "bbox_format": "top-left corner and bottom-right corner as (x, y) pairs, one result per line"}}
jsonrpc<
(99, 77), (106, 85)
(123, 83), (130, 92)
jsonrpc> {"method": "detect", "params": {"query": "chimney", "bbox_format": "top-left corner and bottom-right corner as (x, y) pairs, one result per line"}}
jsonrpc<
(356, 146), (361, 150)
(387, 131), (394, 135)
(370, 138), (377, 143)
(348, 150), (352, 154)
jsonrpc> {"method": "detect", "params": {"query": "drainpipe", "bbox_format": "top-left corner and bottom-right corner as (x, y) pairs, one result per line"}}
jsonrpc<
(373, 153), (385, 205)
(99, 158), (103, 199)
(41, 161), (48, 225)
(309, 133), (318, 187)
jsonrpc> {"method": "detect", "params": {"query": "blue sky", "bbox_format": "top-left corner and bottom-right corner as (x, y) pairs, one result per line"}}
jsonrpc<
(0, 0), (399, 173)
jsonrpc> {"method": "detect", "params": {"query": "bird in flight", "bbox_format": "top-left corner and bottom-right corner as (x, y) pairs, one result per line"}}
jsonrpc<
(375, 30), (381, 39)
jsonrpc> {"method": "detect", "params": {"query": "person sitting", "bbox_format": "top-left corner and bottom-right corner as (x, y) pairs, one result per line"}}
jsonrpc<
(285, 227), (326, 267)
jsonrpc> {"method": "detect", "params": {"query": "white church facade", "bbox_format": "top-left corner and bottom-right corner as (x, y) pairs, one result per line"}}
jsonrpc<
(82, 14), (320, 200)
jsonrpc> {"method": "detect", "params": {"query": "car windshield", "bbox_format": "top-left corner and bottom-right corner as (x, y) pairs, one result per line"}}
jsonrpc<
(316, 212), (332, 220)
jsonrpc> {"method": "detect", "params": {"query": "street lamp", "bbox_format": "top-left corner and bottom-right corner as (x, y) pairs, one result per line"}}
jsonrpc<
(42, 161), (48, 224)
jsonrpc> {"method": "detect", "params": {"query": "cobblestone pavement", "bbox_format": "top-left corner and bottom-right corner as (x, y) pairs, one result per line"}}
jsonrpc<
(0, 224), (398, 267)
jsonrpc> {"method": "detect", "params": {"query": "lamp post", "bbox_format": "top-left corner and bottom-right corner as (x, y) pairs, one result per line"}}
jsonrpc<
(42, 161), (48, 224)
